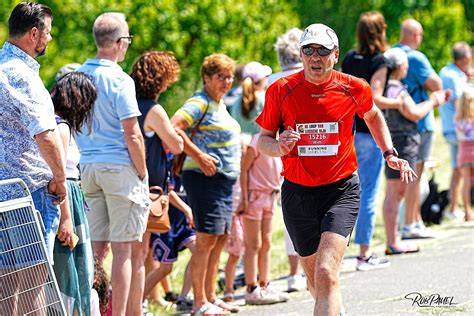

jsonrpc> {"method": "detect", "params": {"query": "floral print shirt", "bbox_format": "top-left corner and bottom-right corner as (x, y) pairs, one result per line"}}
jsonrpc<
(0, 42), (56, 200)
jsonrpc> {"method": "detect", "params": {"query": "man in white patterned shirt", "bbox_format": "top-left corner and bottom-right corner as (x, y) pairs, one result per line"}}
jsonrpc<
(0, 2), (76, 314)
(0, 2), (74, 260)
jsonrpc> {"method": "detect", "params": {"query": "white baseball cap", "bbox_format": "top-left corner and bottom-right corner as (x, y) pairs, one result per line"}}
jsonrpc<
(300, 23), (339, 49)
(242, 61), (272, 82)
(383, 47), (408, 67)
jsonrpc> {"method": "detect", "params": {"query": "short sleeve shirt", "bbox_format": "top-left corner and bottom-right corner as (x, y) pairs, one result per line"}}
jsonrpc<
(256, 70), (373, 186)
(394, 44), (436, 132)
(76, 59), (141, 165)
(0, 42), (56, 200)
(439, 63), (468, 135)
(175, 91), (241, 179)
(247, 133), (282, 191)
(455, 120), (474, 141)
(229, 91), (264, 135)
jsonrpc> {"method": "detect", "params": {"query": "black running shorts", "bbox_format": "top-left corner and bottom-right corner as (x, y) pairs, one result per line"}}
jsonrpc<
(281, 173), (360, 257)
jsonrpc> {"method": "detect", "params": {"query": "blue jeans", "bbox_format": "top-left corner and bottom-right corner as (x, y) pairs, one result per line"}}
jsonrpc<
(31, 186), (60, 264)
(444, 132), (458, 168)
(354, 133), (383, 246)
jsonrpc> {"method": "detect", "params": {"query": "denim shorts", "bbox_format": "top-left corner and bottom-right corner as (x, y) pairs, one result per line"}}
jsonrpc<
(0, 186), (60, 268)
(385, 133), (420, 179)
(417, 131), (433, 163)
(182, 171), (235, 235)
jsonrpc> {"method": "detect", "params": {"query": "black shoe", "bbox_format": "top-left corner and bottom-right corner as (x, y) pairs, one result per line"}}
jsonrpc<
(164, 291), (178, 303)
(176, 297), (193, 312)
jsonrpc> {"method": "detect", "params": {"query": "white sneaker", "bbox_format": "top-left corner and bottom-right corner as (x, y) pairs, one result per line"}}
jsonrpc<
(446, 210), (465, 221)
(264, 286), (290, 302)
(402, 226), (436, 239)
(356, 253), (391, 271)
(142, 299), (153, 316)
(287, 274), (306, 292)
(245, 286), (285, 305)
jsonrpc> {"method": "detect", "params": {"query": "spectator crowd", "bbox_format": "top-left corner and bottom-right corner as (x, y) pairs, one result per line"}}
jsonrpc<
(1, 2), (472, 316)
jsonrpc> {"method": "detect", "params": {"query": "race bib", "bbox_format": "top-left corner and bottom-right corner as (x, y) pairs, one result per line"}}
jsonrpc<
(296, 122), (339, 156)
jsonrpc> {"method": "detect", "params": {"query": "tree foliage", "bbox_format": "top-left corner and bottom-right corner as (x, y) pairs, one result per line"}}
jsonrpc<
(0, 0), (299, 113)
(0, 0), (471, 113)
(409, 0), (471, 71)
(294, 0), (472, 72)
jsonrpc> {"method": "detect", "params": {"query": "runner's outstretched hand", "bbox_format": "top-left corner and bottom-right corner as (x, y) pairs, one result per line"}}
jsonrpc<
(386, 156), (418, 183)
(278, 126), (301, 156)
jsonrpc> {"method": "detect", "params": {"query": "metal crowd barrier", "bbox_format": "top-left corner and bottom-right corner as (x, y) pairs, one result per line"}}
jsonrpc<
(0, 178), (65, 315)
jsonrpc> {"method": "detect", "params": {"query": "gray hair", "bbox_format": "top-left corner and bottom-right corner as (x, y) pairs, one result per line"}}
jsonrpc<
(93, 12), (128, 48)
(452, 41), (471, 61)
(275, 28), (303, 68)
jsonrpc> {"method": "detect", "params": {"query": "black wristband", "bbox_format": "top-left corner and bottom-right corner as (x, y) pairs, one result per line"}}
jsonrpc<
(383, 148), (398, 159)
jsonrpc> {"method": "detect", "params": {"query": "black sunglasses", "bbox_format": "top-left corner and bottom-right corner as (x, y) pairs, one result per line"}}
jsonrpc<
(302, 46), (332, 57)
(116, 35), (133, 45)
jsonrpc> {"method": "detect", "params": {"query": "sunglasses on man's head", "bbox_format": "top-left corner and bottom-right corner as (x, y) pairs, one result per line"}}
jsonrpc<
(302, 46), (332, 57)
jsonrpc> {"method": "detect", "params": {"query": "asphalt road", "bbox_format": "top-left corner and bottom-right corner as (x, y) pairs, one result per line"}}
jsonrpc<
(231, 221), (474, 316)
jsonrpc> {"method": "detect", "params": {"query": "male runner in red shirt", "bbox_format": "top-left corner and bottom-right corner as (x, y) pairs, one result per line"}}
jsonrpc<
(256, 23), (417, 315)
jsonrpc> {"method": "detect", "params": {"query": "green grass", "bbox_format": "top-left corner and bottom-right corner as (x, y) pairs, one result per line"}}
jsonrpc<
(107, 118), (457, 315)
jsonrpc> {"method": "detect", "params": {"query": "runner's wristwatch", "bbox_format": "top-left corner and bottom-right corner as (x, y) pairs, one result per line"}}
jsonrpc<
(383, 148), (399, 159)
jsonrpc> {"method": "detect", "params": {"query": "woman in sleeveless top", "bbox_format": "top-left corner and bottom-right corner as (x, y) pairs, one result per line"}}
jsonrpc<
(51, 71), (97, 315)
(131, 51), (197, 311)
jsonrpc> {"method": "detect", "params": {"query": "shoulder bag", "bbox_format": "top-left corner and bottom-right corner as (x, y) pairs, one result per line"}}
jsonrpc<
(146, 185), (171, 233)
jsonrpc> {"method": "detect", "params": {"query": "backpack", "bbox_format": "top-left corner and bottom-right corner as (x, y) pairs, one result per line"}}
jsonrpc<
(421, 176), (449, 225)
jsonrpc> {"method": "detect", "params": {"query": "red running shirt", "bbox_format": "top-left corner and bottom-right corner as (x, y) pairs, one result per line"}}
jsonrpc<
(256, 70), (373, 186)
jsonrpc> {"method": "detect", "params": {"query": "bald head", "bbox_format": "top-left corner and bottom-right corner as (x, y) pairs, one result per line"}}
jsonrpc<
(453, 42), (471, 60)
(400, 19), (423, 48)
(452, 42), (472, 71)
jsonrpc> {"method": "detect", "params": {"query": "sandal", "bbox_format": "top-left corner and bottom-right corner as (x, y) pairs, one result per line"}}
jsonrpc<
(212, 298), (240, 313)
(385, 244), (420, 255)
(223, 292), (234, 302)
(192, 302), (230, 316)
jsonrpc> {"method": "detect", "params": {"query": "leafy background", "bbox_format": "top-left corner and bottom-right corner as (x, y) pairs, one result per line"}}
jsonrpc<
(0, 0), (472, 114)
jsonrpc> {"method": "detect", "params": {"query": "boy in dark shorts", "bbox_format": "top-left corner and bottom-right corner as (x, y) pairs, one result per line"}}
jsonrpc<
(143, 174), (196, 312)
